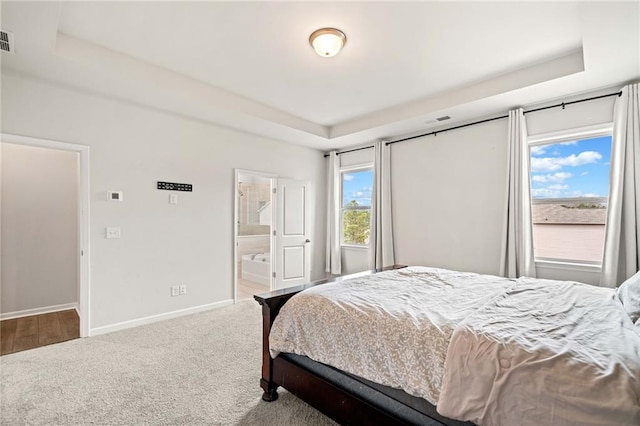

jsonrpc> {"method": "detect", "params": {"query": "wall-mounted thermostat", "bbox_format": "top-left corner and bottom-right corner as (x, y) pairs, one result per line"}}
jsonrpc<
(108, 191), (123, 201)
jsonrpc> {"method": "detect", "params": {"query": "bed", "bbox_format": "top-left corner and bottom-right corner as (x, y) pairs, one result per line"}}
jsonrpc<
(254, 265), (640, 425)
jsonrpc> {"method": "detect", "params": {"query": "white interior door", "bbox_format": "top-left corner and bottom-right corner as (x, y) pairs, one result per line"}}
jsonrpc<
(274, 179), (311, 289)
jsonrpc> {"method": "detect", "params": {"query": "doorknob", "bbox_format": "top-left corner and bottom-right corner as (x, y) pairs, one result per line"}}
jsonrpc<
(305, 239), (311, 243)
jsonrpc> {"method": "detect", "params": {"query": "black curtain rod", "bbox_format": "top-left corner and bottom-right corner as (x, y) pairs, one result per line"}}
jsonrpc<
(323, 145), (373, 157)
(324, 90), (622, 156)
(387, 114), (508, 146)
(522, 91), (622, 115)
(387, 90), (622, 146)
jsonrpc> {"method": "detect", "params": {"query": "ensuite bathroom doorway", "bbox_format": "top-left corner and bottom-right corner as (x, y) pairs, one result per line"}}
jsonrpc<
(234, 170), (274, 302)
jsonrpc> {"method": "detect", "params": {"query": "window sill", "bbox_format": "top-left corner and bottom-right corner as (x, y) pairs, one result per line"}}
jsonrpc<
(341, 244), (369, 250)
(535, 259), (601, 273)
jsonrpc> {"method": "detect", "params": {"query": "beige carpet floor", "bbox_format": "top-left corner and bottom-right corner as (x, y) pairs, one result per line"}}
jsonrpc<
(0, 301), (336, 425)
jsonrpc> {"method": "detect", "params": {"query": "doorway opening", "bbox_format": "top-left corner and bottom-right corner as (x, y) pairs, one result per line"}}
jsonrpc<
(0, 134), (90, 342)
(234, 170), (274, 302)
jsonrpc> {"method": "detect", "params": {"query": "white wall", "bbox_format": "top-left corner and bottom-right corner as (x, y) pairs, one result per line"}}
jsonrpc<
(1, 73), (327, 331)
(340, 148), (374, 168)
(341, 246), (370, 275)
(1, 143), (79, 314)
(391, 119), (508, 275)
(390, 86), (618, 282)
(525, 89), (616, 136)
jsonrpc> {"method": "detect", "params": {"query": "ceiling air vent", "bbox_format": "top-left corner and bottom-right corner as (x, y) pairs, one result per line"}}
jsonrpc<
(436, 115), (451, 122)
(0, 30), (15, 54)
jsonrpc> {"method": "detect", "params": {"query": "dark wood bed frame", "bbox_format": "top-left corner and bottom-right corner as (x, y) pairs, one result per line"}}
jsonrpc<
(254, 265), (467, 426)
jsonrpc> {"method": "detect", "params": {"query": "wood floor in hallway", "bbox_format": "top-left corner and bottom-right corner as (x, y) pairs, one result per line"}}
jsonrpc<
(0, 309), (80, 356)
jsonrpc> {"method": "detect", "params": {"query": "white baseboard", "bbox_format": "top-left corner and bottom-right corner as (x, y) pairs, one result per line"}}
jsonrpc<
(0, 303), (79, 321)
(89, 299), (234, 336)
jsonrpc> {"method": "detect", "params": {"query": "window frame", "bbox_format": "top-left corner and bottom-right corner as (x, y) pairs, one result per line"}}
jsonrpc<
(340, 164), (374, 248)
(527, 122), (613, 267)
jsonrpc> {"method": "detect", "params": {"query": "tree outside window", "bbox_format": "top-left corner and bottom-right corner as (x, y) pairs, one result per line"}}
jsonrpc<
(341, 169), (373, 246)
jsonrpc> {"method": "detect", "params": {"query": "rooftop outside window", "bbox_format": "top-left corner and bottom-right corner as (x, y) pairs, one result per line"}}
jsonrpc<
(529, 133), (612, 264)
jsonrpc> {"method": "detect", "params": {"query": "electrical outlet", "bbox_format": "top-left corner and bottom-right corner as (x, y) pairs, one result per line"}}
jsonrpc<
(179, 285), (187, 295)
(171, 286), (179, 297)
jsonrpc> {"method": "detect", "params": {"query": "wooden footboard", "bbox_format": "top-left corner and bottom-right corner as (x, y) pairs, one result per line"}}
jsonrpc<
(253, 265), (476, 426)
(254, 281), (310, 402)
(253, 266), (425, 424)
(254, 265), (407, 402)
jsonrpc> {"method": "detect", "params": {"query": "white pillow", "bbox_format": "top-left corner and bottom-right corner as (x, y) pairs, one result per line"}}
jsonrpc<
(617, 270), (640, 323)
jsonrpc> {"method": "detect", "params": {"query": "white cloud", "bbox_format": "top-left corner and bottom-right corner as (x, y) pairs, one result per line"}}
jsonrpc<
(581, 172), (589, 176)
(531, 187), (562, 198)
(568, 190), (601, 198)
(530, 151), (602, 172)
(343, 174), (355, 181)
(531, 172), (573, 183)
(348, 187), (372, 204)
(531, 184), (583, 198)
(530, 146), (546, 156)
(548, 184), (569, 190)
(532, 185), (603, 199)
(532, 141), (576, 158)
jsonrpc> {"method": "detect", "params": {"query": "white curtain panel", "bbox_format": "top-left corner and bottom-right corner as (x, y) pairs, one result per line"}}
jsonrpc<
(325, 151), (342, 274)
(369, 140), (395, 269)
(601, 83), (640, 287)
(499, 108), (536, 278)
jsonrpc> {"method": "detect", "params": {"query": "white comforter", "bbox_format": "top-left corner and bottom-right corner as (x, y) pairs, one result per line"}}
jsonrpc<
(438, 277), (640, 425)
(269, 267), (640, 424)
(269, 266), (516, 404)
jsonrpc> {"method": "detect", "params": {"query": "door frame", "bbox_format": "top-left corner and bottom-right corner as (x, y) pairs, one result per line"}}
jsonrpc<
(233, 169), (277, 303)
(1, 133), (91, 337)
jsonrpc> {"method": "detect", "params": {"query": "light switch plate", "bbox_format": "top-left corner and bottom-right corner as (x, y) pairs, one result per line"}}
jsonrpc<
(106, 227), (121, 239)
(169, 194), (178, 204)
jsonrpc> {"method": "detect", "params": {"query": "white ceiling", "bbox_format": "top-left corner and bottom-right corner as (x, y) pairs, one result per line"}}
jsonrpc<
(1, 1), (639, 151)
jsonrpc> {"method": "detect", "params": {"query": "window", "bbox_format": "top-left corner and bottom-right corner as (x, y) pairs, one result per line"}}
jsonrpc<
(341, 167), (373, 245)
(529, 127), (612, 264)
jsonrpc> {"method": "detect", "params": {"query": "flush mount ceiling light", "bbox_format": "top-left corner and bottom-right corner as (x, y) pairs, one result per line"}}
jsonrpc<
(309, 28), (346, 58)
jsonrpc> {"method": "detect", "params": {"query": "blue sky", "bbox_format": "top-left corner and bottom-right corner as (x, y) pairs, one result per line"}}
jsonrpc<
(530, 135), (611, 198)
(343, 170), (373, 207)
